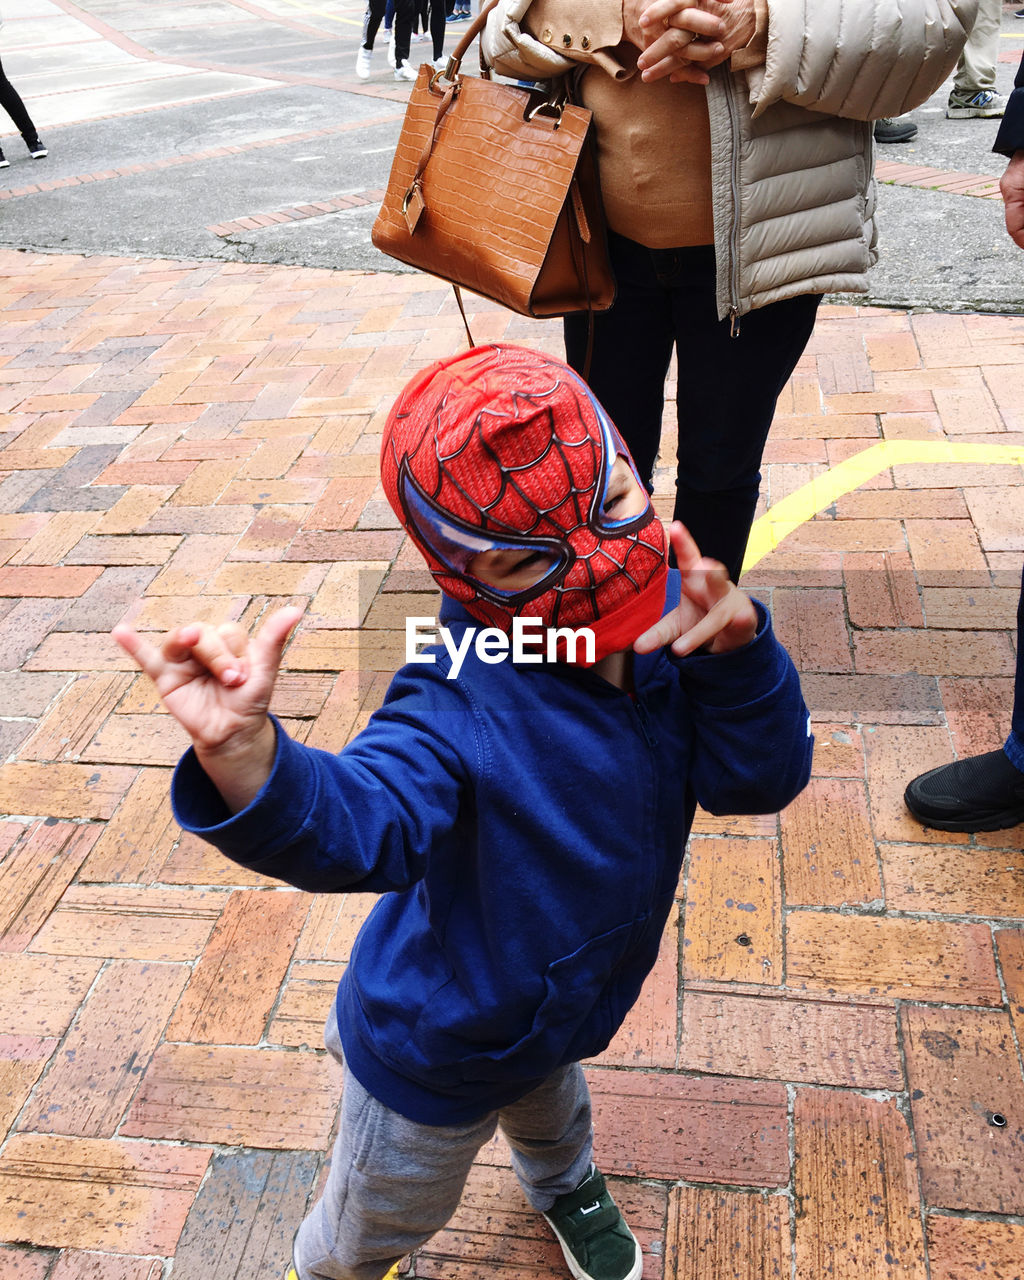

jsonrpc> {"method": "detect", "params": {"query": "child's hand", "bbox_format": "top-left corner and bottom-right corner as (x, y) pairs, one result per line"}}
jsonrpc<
(633, 522), (757, 657)
(112, 607), (303, 812)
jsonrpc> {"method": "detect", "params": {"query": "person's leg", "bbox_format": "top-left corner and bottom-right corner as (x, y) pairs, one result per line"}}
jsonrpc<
(392, 0), (415, 73)
(361, 0), (388, 51)
(563, 233), (676, 500)
(497, 1063), (593, 1209)
(0, 55), (41, 142)
(667, 248), (821, 581)
(904, 562), (1024, 831)
(499, 1066), (641, 1280)
(293, 1009), (498, 1280)
(953, 0), (1001, 95)
(429, 0), (446, 60)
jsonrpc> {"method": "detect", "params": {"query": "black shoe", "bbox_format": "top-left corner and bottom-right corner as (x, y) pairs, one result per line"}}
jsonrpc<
(1016, 8), (1024, 16)
(904, 749), (1024, 832)
(873, 116), (918, 143)
(0, 147), (8, 169)
(24, 137), (47, 158)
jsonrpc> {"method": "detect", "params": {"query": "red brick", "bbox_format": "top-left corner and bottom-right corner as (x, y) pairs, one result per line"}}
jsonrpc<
(19, 960), (189, 1137)
(771, 587), (851, 672)
(843, 551), (923, 628)
(0, 566), (102, 597)
(810, 725), (865, 777)
(587, 1068), (789, 1187)
(0, 955), (101, 1038)
(939, 676), (1017, 760)
(31, 884), (221, 961)
(121, 1043), (342, 1148)
(0, 1134), (208, 1253)
(0, 1246), (53, 1278)
(996, 929), (1024, 1063)
(793, 1089), (925, 1277)
(683, 837), (781, 985)
(0, 1035), (57, 1135)
(19, 673), (133, 761)
(904, 518), (989, 586)
(780, 778), (880, 907)
(786, 913), (1002, 1005)
(0, 822), (101, 953)
(666, 1185), (788, 1280)
(49, 1254), (163, 1280)
(927, 1216), (1024, 1280)
(854, 629), (1014, 676)
(902, 1005), (1024, 1213)
(882, 844), (1024, 916)
(81, 713), (190, 766)
(0, 762), (137, 821)
(166, 889), (309, 1045)
(862, 725), (969, 845)
(679, 991), (901, 1088)
(77, 767), (178, 884)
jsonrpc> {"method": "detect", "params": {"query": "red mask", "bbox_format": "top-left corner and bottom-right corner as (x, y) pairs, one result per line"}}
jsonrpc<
(381, 344), (667, 664)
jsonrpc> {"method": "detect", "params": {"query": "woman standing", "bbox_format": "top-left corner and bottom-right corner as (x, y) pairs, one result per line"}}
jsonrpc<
(483, 0), (977, 581)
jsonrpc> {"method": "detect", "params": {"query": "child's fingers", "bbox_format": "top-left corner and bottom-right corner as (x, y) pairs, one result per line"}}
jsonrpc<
(168, 622), (248, 687)
(669, 521), (703, 570)
(251, 606), (304, 672)
(111, 624), (167, 681)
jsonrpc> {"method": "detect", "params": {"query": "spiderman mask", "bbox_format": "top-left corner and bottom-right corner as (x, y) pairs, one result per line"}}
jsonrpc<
(380, 344), (668, 665)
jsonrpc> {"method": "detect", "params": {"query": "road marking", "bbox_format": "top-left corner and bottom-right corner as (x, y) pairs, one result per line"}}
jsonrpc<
(742, 439), (1024, 572)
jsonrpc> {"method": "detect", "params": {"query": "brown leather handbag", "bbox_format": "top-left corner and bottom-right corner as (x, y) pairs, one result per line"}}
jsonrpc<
(371, 1), (614, 327)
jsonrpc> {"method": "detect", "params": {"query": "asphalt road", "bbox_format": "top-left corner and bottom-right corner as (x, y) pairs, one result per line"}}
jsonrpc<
(1, 0), (1023, 312)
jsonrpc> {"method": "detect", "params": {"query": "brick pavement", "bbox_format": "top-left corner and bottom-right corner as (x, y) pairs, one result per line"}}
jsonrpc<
(1, 248), (1024, 1278)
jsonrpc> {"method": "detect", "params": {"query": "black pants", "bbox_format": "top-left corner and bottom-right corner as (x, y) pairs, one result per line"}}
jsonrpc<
(0, 55), (38, 142)
(362, 0), (414, 66)
(564, 232), (821, 582)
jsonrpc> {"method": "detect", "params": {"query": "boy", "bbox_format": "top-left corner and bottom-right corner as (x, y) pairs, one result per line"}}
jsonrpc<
(114, 344), (812, 1280)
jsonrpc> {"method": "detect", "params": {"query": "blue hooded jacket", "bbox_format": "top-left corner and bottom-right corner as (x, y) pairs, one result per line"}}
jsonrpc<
(172, 573), (812, 1124)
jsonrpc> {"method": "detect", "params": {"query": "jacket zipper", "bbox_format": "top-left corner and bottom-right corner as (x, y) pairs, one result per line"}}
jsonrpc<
(723, 73), (743, 337)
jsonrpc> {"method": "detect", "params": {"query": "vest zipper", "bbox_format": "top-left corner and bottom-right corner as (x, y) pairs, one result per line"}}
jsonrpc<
(723, 75), (742, 337)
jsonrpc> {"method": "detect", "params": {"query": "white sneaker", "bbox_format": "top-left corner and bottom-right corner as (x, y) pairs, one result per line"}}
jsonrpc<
(387, 31), (396, 67)
(412, 31), (429, 43)
(355, 46), (372, 79)
(394, 62), (417, 81)
(432, 56), (448, 71)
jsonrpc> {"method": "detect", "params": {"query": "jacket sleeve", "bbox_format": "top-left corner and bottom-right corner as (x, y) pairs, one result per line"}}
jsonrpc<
(171, 669), (474, 894)
(994, 50), (1024, 156)
(675, 602), (813, 816)
(749, 0), (979, 120)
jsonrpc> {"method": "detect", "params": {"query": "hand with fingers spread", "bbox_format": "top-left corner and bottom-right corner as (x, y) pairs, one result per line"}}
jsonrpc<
(111, 606), (303, 812)
(633, 522), (757, 658)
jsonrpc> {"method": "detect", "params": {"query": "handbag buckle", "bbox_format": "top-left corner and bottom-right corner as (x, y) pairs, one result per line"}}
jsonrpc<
(525, 99), (563, 127)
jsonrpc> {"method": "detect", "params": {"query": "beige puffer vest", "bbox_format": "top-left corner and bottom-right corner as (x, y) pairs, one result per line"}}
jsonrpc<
(484, 0), (978, 321)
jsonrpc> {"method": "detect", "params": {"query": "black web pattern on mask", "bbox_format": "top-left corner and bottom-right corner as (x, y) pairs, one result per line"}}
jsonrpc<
(418, 390), (659, 625)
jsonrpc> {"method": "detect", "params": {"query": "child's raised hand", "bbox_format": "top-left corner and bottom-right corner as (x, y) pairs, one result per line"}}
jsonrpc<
(112, 609), (303, 805)
(633, 522), (757, 657)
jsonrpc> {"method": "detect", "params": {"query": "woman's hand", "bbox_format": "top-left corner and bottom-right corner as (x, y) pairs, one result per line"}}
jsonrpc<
(112, 606), (303, 812)
(633, 522), (758, 657)
(626, 0), (756, 85)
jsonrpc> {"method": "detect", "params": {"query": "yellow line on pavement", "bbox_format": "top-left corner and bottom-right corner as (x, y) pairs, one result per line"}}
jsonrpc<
(742, 439), (1024, 572)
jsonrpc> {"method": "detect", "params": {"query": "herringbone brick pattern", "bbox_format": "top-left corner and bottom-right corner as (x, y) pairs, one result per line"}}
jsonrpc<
(1, 248), (1023, 1278)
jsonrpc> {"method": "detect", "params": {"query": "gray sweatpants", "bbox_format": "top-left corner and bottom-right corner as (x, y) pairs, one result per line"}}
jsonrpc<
(293, 1004), (594, 1280)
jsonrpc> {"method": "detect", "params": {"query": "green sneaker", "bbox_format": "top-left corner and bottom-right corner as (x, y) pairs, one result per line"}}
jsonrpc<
(542, 1168), (642, 1280)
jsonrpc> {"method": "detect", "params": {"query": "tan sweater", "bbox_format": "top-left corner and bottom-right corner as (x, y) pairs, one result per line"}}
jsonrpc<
(523, 0), (767, 248)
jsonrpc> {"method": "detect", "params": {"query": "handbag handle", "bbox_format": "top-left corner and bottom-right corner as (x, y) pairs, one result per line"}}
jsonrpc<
(435, 0), (502, 84)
